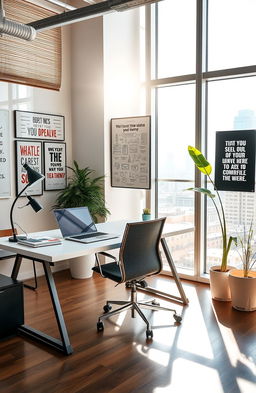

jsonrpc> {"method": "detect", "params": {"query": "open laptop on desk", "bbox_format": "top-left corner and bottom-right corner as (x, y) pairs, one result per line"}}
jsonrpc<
(53, 207), (118, 244)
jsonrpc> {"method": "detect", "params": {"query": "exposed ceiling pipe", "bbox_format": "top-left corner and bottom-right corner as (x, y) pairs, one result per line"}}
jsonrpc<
(0, 0), (36, 40)
(28, 0), (162, 32)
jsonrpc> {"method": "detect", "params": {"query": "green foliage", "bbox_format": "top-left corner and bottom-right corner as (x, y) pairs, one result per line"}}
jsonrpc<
(54, 161), (110, 223)
(143, 208), (151, 215)
(187, 146), (236, 272)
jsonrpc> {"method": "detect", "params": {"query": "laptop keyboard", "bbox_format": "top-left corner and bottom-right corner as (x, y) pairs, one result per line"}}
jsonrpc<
(72, 232), (106, 240)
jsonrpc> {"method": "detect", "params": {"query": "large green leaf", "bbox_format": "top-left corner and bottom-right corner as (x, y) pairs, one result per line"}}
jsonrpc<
(188, 146), (212, 176)
(186, 187), (215, 198)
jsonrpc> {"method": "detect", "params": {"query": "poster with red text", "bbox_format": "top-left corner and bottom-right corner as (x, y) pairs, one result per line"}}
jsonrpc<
(15, 110), (64, 140)
(16, 141), (43, 196)
(44, 142), (66, 190)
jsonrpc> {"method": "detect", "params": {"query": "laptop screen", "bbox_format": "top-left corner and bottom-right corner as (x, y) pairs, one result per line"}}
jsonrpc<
(53, 207), (97, 238)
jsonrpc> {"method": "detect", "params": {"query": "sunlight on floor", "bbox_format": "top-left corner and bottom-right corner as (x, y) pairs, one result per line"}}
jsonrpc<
(114, 309), (127, 331)
(237, 377), (256, 393)
(136, 344), (170, 367)
(153, 358), (224, 393)
(176, 287), (214, 359)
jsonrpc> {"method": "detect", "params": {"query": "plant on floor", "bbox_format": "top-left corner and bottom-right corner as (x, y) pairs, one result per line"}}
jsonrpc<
(54, 160), (110, 222)
(187, 145), (236, 272)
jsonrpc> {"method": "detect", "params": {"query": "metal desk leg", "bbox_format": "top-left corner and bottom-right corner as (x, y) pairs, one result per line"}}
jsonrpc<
(12, 255), (73, 355)
(160, 238), (189, 304)
(136, 238), (189, 305)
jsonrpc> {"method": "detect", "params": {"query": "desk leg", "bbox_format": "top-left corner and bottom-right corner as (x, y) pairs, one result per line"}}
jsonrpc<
(136, 238), (189, 305)
(12, 256), (73, 355)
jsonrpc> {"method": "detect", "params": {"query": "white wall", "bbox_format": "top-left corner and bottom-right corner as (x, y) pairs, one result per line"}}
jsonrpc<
(71, 10), (146, 223)
(103, 10), (147, 221)
(0, 27), (72, 279)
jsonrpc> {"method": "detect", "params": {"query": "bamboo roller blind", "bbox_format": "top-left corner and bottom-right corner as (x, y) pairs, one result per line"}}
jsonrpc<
(0, 0), (61, 90)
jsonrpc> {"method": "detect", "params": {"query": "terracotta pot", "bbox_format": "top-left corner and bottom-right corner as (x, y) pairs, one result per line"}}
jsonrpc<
(209, 265), (236, 302)
(229, 269), (256, 311)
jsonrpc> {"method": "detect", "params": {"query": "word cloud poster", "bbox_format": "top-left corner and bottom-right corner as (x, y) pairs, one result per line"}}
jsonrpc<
(214, 130), (256, 192)
(111, 116), (151, 189)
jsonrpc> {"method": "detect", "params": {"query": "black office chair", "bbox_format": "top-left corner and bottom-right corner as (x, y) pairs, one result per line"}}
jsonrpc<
(93, 218), (182, 339)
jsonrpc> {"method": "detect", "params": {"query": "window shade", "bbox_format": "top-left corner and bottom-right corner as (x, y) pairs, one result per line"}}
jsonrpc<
(0, 0), (61, 90)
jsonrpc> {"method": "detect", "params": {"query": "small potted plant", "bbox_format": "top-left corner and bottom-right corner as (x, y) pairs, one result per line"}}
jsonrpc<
(229, 222), (256, 311)
(187, 146), (236, 301)
(142, 208), (151, 221)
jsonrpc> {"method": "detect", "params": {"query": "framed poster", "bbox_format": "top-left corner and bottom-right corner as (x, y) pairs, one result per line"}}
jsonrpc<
(214, 130), (256, 192)
(44, 142), (67, 191)
(15, 110), (65, 141)
(111, 116), (151, 189)
(0, 110), (11, 198)
(16, 140), (43, 196)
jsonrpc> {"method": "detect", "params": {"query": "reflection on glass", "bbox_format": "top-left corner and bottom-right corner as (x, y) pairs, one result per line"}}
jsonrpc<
(157, 0), (196, 78)
(158, 181), (194, 273)
(206, 76), (256, 272)
(208, 0), (256, 70)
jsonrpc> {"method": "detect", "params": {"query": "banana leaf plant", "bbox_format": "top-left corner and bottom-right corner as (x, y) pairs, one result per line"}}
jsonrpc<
(187, 146), (236, 272)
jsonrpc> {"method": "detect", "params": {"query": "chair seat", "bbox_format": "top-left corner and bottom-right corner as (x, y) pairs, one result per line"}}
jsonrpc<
(92, 262), (122, 283)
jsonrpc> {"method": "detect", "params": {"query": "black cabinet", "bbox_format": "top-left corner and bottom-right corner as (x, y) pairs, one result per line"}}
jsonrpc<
(0, 274), (24, 339)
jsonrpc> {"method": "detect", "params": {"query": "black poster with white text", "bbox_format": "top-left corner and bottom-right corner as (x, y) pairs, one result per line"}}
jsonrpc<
(214, 130), (256, 192)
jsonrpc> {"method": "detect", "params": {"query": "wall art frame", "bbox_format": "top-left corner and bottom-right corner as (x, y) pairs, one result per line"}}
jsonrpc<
(15, 140), (43, 196)
(15, 110), (65, 141)
(111, 116), (151, 189)
(44, 142), (67, 191)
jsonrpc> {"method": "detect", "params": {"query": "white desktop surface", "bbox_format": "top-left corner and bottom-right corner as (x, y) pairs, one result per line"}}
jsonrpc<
(0, 220), (194, 263)
(0, 221), (126, 263)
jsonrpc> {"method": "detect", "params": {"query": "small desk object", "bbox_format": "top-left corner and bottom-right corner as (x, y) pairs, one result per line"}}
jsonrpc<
(0, 220), (189, 355)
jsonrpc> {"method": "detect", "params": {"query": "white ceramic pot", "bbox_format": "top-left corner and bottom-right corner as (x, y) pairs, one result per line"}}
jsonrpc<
(69, 254), (96, 279)
(209, 265), (236, 302)
(229, 269), (256, 311)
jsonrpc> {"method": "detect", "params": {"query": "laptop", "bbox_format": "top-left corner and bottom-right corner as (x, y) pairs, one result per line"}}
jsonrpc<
(53, 207), (118, 244)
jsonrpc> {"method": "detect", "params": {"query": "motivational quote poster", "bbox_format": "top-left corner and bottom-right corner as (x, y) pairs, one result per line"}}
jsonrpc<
(16, 140), (43, 196)
(15, 110), (65, 140)
(44, 142), (66, 190)
(111, 116), (151, 189)
(214, 130), (256, 192)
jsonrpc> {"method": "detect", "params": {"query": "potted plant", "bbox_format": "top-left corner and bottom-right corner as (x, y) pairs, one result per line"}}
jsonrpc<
(187, 146), (236, 301)
(229, 222), (256, 311)
(54, 160), (110, 222)
(54, 160), (110, 279)
(142, 208), (151, 221)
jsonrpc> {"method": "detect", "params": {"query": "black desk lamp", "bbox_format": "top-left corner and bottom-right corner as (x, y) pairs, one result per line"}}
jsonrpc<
(9, 163), (44, 242)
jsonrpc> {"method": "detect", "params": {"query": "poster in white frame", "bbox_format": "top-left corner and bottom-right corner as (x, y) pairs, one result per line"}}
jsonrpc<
(44, 142), (67, 191)
(0, 109), (11, 198)
(16, 140), (43, 196)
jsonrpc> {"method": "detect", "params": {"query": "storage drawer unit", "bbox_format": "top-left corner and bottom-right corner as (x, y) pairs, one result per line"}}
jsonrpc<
(0, 274), (24, 338)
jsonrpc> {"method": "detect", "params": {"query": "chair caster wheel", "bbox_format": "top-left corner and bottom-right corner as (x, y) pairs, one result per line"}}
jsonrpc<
(174, 314), (182, 323)
(139, 280), (148, 288)
(146, 329), (153, 339)
(97, 321), (104, 332)
(103, 304), (112, 313)
(152, 299), (160, 306)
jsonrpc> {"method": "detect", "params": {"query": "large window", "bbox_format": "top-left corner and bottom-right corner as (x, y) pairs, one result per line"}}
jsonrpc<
(148, 0), (256, 280)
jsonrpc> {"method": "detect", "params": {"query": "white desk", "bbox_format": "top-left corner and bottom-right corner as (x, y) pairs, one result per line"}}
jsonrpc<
(0, 220), (190, 355)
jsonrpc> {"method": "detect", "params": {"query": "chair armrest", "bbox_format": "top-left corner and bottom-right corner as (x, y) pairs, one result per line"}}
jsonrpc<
(95, 251), (119, 278)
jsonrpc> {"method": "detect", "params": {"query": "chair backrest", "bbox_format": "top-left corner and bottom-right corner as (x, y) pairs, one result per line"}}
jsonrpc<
(118, 217), (166, 283)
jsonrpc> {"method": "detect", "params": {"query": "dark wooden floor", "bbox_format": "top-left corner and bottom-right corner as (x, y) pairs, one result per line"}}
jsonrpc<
(0, 270), (255, 393)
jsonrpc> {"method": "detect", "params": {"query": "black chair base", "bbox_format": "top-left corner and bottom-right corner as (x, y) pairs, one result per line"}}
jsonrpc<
(96, 281), (182, 339)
